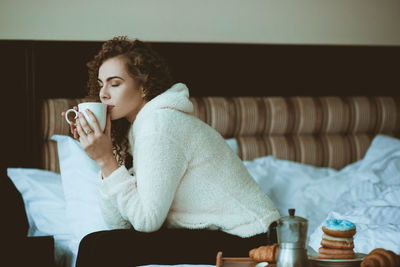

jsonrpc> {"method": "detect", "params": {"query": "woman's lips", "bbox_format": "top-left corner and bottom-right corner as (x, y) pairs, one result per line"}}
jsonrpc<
(107, 105), (115, 111)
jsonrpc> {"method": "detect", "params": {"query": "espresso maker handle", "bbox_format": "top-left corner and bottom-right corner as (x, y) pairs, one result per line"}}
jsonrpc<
(267, 220), (278, 245)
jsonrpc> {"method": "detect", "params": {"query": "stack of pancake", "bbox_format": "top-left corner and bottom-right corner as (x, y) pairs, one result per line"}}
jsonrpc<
(318, 219), (356, 259)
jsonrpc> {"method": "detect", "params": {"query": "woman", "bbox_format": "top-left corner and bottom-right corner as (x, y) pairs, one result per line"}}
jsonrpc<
(63, 36), (280, 267)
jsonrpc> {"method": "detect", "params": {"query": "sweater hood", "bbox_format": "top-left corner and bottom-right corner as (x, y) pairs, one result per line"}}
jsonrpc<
(139, 83), (193, 116)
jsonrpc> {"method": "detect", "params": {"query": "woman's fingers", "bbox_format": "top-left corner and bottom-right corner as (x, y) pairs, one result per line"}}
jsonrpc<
(74, 128), (79, 139)
(78, 111), (95, 135)
(61, 111), (77, 136)
(83, 109), (102, 133)
(70, 122), (75, 135)
(72, 123), (81, 140)
(75, 119), (86, 139)
(62, 106), (81, 140)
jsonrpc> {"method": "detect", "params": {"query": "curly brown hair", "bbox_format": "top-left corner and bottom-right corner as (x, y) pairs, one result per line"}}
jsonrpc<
(86, 36), (173, 169)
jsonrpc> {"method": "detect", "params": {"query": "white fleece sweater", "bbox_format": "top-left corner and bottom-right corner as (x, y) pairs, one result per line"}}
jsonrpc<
(98, 83), (280, 237)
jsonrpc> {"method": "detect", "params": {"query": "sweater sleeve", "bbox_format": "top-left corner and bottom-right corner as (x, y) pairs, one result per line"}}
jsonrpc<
(98, 169), (132, 229)
(98, 133), (188, 232)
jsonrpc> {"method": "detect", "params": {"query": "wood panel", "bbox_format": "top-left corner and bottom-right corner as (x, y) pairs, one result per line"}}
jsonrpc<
(0, 42), (34, 167)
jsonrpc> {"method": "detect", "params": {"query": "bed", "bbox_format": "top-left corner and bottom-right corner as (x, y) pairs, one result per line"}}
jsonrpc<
(7, 94), (400, 267)
(3, 40), (400, 267)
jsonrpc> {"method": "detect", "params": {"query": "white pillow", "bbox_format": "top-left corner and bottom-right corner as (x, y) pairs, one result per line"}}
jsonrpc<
(7, 168), (77, 266)
(225, 138), (238, 154)
(7, 168), (70, 237)
(51, 135), (110, 247)
(243, 156), (340, 233)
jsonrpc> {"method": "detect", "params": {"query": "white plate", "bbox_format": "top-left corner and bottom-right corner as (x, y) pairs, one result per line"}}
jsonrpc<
(308, 253), (366, 267)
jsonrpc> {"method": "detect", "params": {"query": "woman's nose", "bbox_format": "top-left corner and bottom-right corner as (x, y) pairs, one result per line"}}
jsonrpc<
(100, 93), (109, 100)
(100, 88), (110, 100)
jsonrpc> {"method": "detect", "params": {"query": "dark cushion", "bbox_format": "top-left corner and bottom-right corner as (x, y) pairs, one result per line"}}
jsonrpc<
(0, 166), (29, 239)
(1, 166), (55, 267)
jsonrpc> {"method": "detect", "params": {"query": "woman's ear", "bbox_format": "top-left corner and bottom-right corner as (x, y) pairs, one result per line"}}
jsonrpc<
(141, 87), (147, 99)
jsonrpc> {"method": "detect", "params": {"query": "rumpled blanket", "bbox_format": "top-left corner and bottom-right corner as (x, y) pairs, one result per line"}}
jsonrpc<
(244, 134), (400, 254)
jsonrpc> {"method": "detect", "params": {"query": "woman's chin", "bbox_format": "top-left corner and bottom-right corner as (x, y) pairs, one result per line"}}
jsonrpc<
(110, 114), (128, 121)
(110, 114), (119, 121)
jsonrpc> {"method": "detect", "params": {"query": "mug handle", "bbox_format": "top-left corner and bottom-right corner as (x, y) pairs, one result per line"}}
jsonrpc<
(65, 109), (78, 125)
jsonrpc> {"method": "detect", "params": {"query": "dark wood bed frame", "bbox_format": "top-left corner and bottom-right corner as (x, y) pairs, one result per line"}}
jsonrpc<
(1, 40), (399, 169)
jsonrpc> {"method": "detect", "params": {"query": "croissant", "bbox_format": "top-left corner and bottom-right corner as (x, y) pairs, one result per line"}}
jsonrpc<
(361, 248), (400, 267)
(249, 244), (280, 263)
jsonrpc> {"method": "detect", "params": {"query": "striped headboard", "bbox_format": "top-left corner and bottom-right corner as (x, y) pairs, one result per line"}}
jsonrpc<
(41, 96), (400, 173)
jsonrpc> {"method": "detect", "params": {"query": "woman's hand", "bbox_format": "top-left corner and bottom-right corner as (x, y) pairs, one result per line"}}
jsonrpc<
(61, 106), (80, 140)
(75, 109), (119, 176)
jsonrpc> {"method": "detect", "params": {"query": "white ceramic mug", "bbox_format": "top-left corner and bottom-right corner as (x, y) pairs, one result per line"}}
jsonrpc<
(65, 102), (107, 132)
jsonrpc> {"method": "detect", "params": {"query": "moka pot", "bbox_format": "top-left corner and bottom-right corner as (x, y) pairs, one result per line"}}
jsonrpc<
(276, 209), (310, 267)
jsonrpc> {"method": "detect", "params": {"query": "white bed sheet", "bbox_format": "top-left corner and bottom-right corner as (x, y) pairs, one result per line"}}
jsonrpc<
(244, 134), (400, 254)
(307, 134), (400, 253)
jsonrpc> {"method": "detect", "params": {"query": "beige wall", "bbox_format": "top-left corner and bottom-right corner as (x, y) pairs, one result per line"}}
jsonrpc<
(1, 0), (399, 46)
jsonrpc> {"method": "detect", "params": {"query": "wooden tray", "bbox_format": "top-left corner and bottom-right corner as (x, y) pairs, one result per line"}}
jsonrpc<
(216, 252), (276, 267)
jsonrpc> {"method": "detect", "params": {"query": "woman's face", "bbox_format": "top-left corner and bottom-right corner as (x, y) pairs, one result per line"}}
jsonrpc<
(98, 56), (147, 123)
